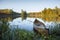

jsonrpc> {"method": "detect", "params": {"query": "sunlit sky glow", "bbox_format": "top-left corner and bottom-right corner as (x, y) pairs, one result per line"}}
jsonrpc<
(0, 0), (60, 12)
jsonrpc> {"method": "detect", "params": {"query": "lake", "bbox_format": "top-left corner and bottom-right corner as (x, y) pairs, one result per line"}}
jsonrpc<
(1, 16), (60, 40)
(7, 17), (56, 31)
(0, 16), (58, 31)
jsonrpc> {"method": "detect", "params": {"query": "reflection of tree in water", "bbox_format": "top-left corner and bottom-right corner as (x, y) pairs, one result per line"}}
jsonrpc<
(21, 9), (27, 21)
(0, 17), (12, 22)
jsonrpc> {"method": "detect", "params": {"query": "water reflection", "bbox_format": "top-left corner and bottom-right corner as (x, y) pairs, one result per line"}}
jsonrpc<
(9, 18), (35, 31)
(0, 16), (56, 31)
(9, 18), (55, 31)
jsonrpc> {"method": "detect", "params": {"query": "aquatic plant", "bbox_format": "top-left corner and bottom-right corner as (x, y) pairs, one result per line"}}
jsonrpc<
(1, 21), (60, 40)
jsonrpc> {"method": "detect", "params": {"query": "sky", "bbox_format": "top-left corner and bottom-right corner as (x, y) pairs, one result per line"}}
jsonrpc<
(0, 0), (60, 12)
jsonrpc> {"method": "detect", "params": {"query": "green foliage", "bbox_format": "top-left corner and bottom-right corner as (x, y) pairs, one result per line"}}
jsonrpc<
(0, 19), (9, 33)
(2, 25), (60, 40)
(0, 19), (9, 40)
(12, 28), (34, 40)
(53, 24), (60, 35)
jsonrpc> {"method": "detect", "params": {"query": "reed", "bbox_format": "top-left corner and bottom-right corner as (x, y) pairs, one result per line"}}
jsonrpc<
(1, 21), (60, 40)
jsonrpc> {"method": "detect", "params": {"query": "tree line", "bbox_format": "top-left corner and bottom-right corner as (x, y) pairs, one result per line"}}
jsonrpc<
(28, 7), (60, 22)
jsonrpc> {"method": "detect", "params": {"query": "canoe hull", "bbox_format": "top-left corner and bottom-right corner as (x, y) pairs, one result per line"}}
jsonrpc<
(33, 19), (49, 36)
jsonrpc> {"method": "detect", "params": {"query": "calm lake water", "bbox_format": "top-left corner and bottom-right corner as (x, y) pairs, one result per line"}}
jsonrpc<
(8, 17), (56, 31)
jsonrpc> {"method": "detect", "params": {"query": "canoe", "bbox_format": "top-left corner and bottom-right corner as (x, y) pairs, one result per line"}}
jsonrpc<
(33, 19), (49, 36)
